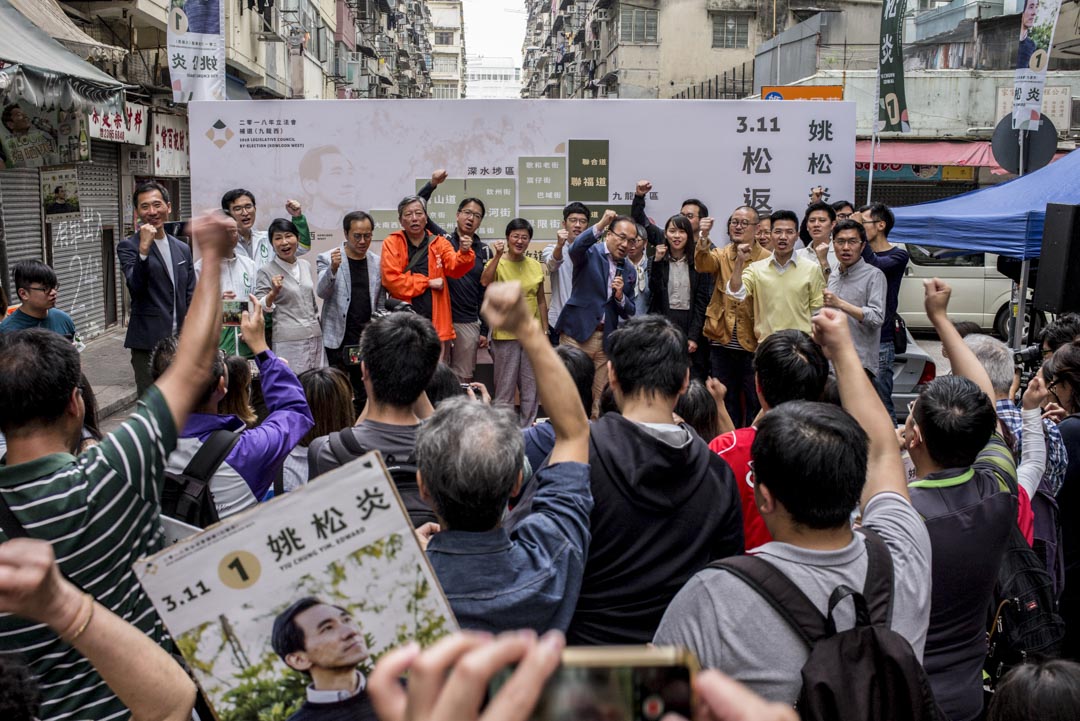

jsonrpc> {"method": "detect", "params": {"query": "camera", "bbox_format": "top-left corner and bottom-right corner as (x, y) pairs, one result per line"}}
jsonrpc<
(1014, 344), (1043, 371)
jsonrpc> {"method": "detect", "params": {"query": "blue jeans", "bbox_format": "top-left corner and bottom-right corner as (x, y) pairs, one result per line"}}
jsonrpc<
(877, 341), (896, 419)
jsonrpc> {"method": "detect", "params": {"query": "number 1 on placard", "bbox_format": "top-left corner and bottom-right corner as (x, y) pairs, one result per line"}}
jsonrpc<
(228, 557), (249, 582)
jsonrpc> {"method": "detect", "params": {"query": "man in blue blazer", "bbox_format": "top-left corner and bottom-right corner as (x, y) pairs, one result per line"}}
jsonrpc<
(555, 209), (636, 417)
(117, 181), (196, 396)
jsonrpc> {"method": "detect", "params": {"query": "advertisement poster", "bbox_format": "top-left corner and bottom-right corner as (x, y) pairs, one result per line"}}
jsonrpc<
(134, 453), (456, 721)
(876, 0), (911, 132)
(0, 100), (89, 169)
(41, 165), (80, 223)
(189, 99), (856, 254)
(1012, 0), (1065, 131)
(153, 112), (191, 177)
(87, 101), (149, 145)
(167, 0), (226, 102)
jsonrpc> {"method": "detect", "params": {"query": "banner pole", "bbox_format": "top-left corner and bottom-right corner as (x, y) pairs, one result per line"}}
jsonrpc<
(1012, 130), (1028, 350)
(866, 134), (878, 205)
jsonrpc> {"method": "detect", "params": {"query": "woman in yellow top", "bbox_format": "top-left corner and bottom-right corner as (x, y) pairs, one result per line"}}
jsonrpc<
(480, 218), (548, 427)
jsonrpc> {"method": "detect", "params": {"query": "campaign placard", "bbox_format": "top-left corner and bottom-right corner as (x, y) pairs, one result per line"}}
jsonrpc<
(134, 452), (456, 721)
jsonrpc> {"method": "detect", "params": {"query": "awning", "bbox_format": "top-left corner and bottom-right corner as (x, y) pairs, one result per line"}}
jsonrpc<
(9, 0), (126, 63)
(226, 75), (252, 100)
(856, 139), (1067, 175)
(0, 0), (124, 114)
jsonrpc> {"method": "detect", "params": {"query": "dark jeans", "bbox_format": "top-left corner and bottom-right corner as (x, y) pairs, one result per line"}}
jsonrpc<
(710, 343), (759, 429)
(130, 348), (154, 399)
(326, 344), (367, 417)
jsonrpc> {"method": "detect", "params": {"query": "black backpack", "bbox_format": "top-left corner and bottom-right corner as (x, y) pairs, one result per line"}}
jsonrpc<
(714, 528), (945, 721)
(984, 522), (1066, 686)
(321, 428), (437, 529)
(161, 430), (241, 528)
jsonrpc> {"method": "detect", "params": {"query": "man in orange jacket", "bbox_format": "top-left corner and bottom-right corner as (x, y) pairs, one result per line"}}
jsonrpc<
(382, 195), (476, 353)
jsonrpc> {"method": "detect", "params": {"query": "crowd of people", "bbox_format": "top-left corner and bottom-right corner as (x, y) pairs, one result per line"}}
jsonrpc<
(2, 174), (1080, 721)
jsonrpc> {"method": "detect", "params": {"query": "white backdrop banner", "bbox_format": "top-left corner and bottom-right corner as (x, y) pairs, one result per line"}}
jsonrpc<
(189, 99), (855, 253)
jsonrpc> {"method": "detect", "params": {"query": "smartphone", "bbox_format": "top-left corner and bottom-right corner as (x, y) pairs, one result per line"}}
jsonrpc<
(491, 646), (698, 721)
(461, 383), (472, 391)
(247, 359), (260, 380)
(222, 300), (244, 327)
(344, 344), (362, 366)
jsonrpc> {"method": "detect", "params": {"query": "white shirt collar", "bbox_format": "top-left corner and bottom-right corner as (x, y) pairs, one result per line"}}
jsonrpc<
(307, 671), (366, 704)
(770, 252), (799, 269)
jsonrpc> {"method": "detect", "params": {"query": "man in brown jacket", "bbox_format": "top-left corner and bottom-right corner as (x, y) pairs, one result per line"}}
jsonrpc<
(694, 207), (770, 427)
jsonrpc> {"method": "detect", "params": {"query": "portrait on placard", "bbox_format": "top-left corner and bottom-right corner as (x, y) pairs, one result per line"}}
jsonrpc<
(135, 454), (456, 721)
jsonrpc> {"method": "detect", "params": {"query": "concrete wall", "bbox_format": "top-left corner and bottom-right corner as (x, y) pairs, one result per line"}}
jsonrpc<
(658, 0), (759, 97)
(914, 0), (1004, 41)
(754, 8), (881, 91)
(791, 68), (1080, 135)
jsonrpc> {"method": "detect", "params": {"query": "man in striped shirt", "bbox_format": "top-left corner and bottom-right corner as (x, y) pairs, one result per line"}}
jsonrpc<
(0, 214), (230, 720)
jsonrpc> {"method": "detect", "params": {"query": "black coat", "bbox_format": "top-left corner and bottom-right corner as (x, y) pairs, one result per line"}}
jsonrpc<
(647, 254), (713, 343)
(117, 233), (196, 351)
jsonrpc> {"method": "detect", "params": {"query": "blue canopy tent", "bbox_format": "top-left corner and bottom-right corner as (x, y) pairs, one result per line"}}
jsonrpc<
(890, 149), (1080, 259)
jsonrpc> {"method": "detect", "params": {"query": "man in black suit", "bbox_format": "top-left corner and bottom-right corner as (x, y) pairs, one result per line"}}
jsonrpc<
(117, 181), (196, 395)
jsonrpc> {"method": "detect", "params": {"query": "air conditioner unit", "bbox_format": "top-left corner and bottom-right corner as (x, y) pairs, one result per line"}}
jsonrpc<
(595, 9), (609, 22)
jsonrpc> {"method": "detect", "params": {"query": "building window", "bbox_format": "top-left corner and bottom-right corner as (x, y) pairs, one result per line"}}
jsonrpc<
(619, 8), (657, 44)
(435, 31), (454, 45)
(712, 14), (749, 49)
(434, 55), (458, 73)
(433, 82), (458, 99)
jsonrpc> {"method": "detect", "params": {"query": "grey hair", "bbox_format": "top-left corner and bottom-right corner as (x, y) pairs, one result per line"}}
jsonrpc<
(635, 223), (647, 241)
(963, 333), (1014, 396)
(415, 397), (525, 532)
(397, 195), (427, 217)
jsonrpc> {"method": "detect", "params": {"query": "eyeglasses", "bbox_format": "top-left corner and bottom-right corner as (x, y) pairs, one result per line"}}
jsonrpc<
(507, 234), (531, 242)
(458, 210), (483, 219)
(350, 233), (374, 242)
(729, 219), (756, 228)
(26, 285), (58, 293)
(607, 230), (634, 243)
(772, 229), (797, 237)
(836, 212), (853, 220)
(1048, 383), (1063, 406)
(229, 204), (255, 214)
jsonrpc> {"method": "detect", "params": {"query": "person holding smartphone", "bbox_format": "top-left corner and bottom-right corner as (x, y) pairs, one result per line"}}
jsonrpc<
(480, 219), (548, 427)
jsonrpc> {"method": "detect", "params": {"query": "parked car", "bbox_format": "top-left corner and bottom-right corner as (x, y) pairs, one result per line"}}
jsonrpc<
(896, 245), (1044, 340)
(891, 330), (936, 423)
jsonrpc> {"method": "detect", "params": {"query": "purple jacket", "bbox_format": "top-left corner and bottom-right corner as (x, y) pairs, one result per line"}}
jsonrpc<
(174, 350), (314, 502)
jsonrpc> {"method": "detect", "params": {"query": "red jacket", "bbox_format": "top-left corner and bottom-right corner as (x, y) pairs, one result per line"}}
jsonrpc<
(381, 230), (475, 341)
(710, 427), (773, 550)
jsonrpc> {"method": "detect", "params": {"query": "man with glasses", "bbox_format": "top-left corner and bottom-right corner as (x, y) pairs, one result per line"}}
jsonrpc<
(727, 210), (825, 341)
(221, 189), (311, 268)
(544, 202), (593, 346)
(317, 211), (387, 412)
(418, 170), (493, 383)
(823, 219), (886, 375)
(554, 209), (636, 418)
(695, 207), (770, 427)
(0, 260), (76, 339)
(381, 196), (476, 353)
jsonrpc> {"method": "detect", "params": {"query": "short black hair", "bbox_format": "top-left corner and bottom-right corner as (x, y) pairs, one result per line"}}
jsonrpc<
(804, 201), (837, 222)
(458, 197), (486, 217)
(0, 655), (40, 721)
(12, 260), (58, 291)
(271, 597), (347, 673)
(754, 330), (829, 408)
(952, 321), (982, 338)
(769, 209), (799, 229)
(506, 218), (533, 239)
(987, 659), (1080, 721)
(563, 202), (590, 221)
(0, 329), (81, 436)
(681, 198), (709, 217)
(675, 379), (720, 441)
(268, 218), (300, 239)
(361, 313), (441, 406)
(221, 188), (256, 211)
(608, 315), (688, 399)
(149, 335), (225, 406)
(833, 218), (867, 244)
(133, 180), (170, 207)
(555, 344), (594, 416)
(1040, 313), (1080, 352)
(425, 362), (465, 407)
(831, 200), (854, 214)
(342, 210), (374, 234)
(858, 202), (896, 235)
(914, 375), (997, 468)
(753, 401), (868, 529)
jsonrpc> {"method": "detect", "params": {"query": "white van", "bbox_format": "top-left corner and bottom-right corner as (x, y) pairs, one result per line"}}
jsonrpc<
(896, 245), (1043, 339)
